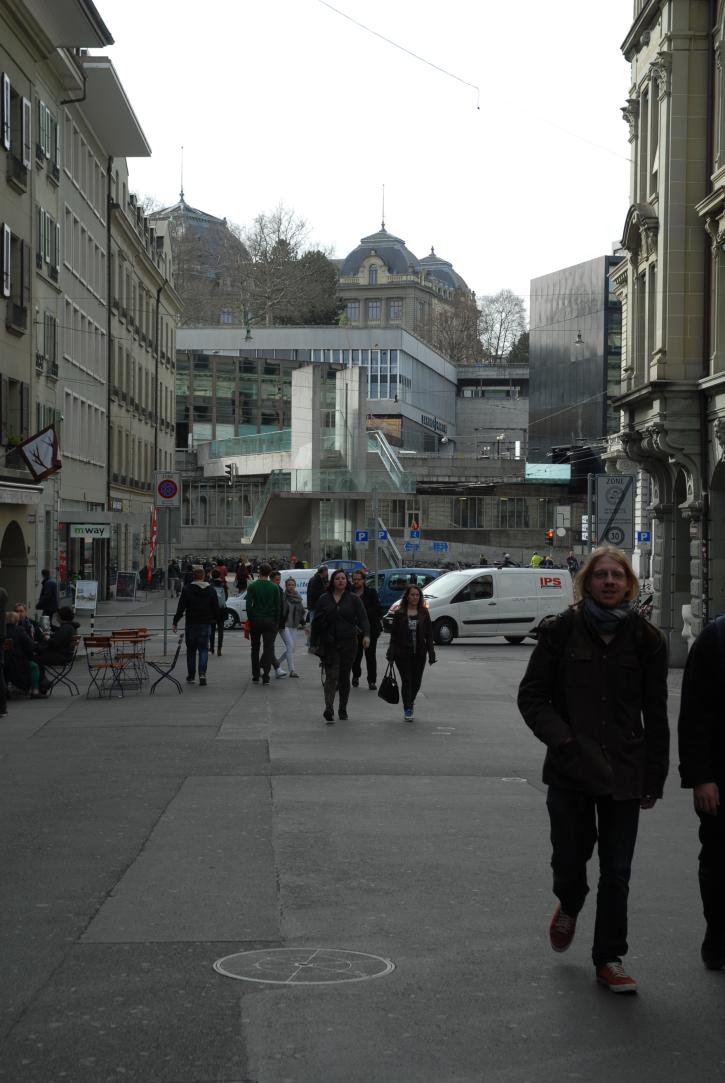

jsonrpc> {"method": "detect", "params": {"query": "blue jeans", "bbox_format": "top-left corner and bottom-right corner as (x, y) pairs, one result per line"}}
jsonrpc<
(546, 787), (640, 966)
(185, 623), (210, 678)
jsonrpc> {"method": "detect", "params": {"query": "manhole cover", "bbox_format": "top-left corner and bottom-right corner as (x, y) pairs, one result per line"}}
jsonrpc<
(213, 947), (395, 985)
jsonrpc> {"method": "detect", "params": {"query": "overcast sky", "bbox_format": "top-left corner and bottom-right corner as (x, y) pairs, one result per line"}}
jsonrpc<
(98, 0), (634, 309)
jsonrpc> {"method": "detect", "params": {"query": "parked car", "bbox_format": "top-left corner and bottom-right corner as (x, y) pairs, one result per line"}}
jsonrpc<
(224, 591), (247, 628)
(372, 567), (442, 616)
(322, 559), (367, 574)
(223, 567), (317, 628)
(383, 567), (574, 644)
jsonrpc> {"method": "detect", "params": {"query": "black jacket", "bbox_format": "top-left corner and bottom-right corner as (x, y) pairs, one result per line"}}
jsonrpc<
(4, 624), (35, 689)
(36, 577), (59, 616)
(352, 585), (384, 638)
(678, 618), (725, 789)
(314, 589), (370, 645)
(173, 582), (221, 626)
(37, 620), (79, 665)
(386, 606), (436, 663)
(517, 606), (669, 800)
(307, 572), (328, 610)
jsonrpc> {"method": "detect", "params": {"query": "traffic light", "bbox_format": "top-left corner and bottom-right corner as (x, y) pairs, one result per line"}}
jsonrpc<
(545, 529), (555, 547)
(225, 463), (233, 487)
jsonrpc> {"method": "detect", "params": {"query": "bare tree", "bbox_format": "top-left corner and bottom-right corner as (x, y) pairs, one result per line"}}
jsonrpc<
(478, 289), (527, 362)
(432, 292), (483, 364)
(240, 205), (339, 327)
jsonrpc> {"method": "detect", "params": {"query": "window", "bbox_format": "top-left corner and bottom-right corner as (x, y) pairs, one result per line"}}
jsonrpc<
(388, 299), (403, 321)
(345, 300), (359, 321)
(219, 307), (233, 324)
(368, 266), (378, 285)
(1, 73), (10, 150)
(367, 299), (381, 321)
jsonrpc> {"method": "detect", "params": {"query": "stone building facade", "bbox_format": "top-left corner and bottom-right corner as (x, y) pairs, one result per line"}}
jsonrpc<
(609, 0), (725, 663)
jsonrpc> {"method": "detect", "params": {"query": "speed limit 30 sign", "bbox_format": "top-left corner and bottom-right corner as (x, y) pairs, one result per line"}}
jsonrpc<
(154, 471), (181, 508)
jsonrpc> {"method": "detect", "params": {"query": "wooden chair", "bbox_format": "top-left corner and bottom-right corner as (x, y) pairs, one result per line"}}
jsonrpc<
(44, 636), (81, 697)
(83, 636), (125, 698)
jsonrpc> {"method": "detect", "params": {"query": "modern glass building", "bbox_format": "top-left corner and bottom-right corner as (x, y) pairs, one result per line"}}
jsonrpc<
(528, 255), (623, 475)
(175, 326), (458, 453)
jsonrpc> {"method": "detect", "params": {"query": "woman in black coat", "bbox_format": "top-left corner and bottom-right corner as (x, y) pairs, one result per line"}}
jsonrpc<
(313, 570), (370, 724)
(386, 584), (436, 722)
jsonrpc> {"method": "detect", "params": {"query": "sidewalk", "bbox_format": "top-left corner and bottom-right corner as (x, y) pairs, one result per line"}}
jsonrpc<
(0, 635), (720, 1082)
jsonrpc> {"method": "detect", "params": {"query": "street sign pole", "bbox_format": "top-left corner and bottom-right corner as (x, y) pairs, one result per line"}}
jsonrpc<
(587, 473), (594, 553)
(372, 489), (379, 574)
(162, 508), (169, 654)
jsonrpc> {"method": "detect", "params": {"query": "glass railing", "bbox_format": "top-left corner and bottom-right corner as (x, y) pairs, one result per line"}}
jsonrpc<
(210, 430), (292, 458)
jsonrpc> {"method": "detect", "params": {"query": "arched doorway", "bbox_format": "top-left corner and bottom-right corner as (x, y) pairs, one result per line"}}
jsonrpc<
(0, 520), (29, 606)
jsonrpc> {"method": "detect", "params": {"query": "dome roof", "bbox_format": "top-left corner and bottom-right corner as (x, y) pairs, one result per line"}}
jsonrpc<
(419, 247), (470, 291)
(340, 224), (419, 276)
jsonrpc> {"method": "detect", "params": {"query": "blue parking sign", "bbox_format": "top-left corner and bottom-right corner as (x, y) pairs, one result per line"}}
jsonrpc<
(377, 530), (388, 541)
(355, 530), (369, 543)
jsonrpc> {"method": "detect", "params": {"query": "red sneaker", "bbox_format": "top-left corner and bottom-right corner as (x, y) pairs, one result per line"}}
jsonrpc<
(549, 904), (577, 952)
(596, 961), (638, 993)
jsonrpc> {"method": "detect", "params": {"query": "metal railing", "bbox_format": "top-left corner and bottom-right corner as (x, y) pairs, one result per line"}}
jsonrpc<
(209, 429), (292, 458)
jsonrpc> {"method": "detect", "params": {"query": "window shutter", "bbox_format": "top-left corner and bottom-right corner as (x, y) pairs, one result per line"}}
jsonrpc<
(1, 74), (10, 150)
(20, 382), (30, 437)
(1, 223), (10, 297)
(55, 222), (60, 271)
(38, 99), (46, 154)
(21, 241), (31, 307)
(0, 375), (8, 445)
(53, 114), (59, 165)
(43, 210), (50, 263)
(36, 205), (42, 262)
(21, 96), (31, 168)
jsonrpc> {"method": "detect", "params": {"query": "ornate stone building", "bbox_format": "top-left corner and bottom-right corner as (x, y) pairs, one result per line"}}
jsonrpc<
(610, 0), (725, 662)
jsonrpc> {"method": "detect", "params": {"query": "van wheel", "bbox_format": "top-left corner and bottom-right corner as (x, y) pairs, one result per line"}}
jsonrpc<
(504, 635), (526, 645)
(224, 608), (240, 629)
(433, 619), (456, 645)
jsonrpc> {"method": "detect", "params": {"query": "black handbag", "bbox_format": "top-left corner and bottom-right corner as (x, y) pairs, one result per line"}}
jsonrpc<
(377, 661), (400, 705)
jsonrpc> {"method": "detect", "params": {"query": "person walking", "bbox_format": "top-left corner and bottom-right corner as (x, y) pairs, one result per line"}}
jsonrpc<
(172, 566), (221, 687)
(678, 618), (725, 970)
(313, 570), (369, 724)
(245, 562), (282, 685)
(517, 545), (668, 994)
(566, 551), (580, 576)
(350, 568), (383, 690)
(306, 565), (329, 621)
(502, 553), (518, 567)
(269, 570), (288, 679)
(209, 569), (228, 657)
(167, 560), (182, 597)
(529, 551), (543, 568)
(277, 577), (306, 678)
(36, 569), (59, 626)
(386, 584), (436, 722)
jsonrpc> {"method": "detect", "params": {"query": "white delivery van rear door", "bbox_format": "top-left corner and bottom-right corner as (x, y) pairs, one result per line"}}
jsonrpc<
(535, 571), (574, 621)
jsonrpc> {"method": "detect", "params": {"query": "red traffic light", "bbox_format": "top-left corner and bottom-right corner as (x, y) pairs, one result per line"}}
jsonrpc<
(545, 529), (555, 546)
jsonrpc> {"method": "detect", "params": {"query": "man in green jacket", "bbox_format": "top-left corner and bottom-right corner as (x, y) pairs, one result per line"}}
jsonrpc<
(245, 562), (282, 685)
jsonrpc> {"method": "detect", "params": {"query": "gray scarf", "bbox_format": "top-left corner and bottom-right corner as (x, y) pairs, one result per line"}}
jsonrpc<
(583, 596), (631, 635)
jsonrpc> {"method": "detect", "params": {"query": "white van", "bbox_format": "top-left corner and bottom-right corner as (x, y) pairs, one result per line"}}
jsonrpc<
(421, 567), (574, 645)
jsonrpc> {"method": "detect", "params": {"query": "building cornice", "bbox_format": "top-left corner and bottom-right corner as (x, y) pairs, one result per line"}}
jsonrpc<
(621, 0), (661, 61)
(613, 379), (700, 409)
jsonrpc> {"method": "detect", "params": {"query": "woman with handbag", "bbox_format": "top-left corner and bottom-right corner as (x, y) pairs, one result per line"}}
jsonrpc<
(313, 570), (370, 724)
(386, 584), (436, 721)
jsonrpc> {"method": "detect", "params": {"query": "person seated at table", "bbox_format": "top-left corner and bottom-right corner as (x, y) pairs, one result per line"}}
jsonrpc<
(14, 603), (42, 643)
(36, 606), (79, 671)
(4, 612), (42, 696)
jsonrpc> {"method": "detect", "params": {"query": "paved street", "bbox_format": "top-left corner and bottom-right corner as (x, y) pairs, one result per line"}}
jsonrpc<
(0, 600), (722, 1083)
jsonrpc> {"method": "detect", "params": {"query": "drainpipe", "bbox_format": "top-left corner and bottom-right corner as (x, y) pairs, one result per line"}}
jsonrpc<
(699, 0), (716, 626)
(154, 284), (161, 472)
(105, 155), (113, 599)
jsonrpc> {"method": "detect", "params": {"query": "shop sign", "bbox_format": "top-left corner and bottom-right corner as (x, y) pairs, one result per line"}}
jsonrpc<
(70, 524), (111, 539)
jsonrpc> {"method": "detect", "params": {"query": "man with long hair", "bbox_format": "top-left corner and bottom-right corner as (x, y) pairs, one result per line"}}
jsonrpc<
(518, 546), (668, 994)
